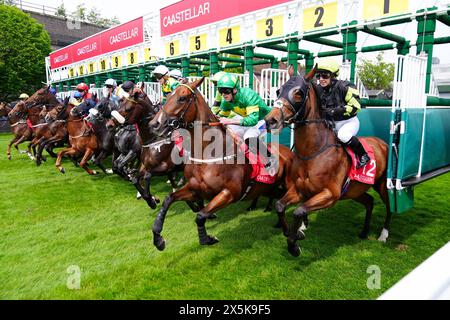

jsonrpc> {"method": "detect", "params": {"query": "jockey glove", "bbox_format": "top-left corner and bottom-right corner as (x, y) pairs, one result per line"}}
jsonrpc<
(325, 106), (346, 118)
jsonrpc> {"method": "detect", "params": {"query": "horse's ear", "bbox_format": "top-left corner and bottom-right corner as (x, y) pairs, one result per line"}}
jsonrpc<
(140, 82), (145, 92)
(288, 65), (296, 78)
(191, 77), (205, 90)
(304, 64), (318, 82)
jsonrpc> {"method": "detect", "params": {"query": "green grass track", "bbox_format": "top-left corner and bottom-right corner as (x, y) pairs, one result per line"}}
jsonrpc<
(0, 133), (449, 299)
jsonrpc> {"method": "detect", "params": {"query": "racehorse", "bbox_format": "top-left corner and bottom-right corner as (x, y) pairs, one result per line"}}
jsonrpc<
(111, 123), (141, 180)
(54, 101), (103, 175)
(85, 96), (119, 173)
(6, 101), (34, 160)
(25, 86), (60, 109)
(10, 100), (48, 162)
(148, 78), (296, 251)
(107, 85), (184, 209)
(264, 66), (392, 257)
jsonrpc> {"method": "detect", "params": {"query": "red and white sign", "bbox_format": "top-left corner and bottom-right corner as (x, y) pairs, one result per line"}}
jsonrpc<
(49, 17), (144, 70)
(160, 0), (293, 36)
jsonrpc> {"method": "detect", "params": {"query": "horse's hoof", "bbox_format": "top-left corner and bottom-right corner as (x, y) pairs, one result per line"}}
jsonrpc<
(60, 168), (66, 174)
(287, 240), (301, 257)
(7, 156), (11, 161)
(42, 156), (47, 162)
(201, 235), (219, 246)
(377, 229), (389, 243)
(148, 199), (157, 210)
(154, 236), (166, 251)
(92, 171), (99, 175)
(264, 207), (273, 212)
(207, 214), (218, 220)
(105, 169), (114, 174)
(153, 196), (160, 204)
(247, 206), (256, 212)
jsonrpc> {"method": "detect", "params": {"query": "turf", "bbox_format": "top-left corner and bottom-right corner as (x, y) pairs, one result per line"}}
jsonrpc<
(0, 133), (449, 300)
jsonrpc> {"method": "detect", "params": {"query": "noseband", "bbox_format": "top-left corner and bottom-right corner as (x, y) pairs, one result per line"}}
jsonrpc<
(160, 84), (198, 131)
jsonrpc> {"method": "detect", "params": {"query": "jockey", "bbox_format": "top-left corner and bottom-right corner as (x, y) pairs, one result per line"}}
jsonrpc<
(168, 69), (185, 82)
(216, 73), (275, 171)
(316, 58), (370, 169)
(19, 93), (29, 102)
(76, 83), (92, 101)
(49, 87), (57, 96)
(152, 65), (179, 104)
(104, 78), (119, 105)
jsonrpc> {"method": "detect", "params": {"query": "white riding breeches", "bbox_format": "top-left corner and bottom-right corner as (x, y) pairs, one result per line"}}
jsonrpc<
(334, 116), (360, 144)
(227, 115), (267, 140)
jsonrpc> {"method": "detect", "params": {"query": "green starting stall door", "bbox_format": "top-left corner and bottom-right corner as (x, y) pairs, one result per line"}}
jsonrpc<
(386, 54), (450, 214)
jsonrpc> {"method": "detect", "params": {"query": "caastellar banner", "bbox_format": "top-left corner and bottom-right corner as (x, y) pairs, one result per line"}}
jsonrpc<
(49, 17), (144, 70)
(160, 0), (294, 37)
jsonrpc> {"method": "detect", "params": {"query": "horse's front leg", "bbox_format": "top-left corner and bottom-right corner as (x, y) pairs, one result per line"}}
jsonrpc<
(152, 183), (197, 251)
(132, 170), (157, 209)
(195, 188), (235, 246)
(7, 136), (19, 160)
(56, 147), (79, 174)
(79, 149), (98, 175)
(274, 187), (303, 237)
(287, 189), (337, 257)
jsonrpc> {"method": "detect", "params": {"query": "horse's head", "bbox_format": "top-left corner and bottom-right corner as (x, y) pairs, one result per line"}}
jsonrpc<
(9, 101), (27, 119)
(149, 78), (205, 137)
(25, 85), (58, 109)
(265, 65), (317, 133)
(109, 83), (158, 129)
(86, 95), (112, 123)
(45, 97), (70, 123)
(0, 102), (10, 117)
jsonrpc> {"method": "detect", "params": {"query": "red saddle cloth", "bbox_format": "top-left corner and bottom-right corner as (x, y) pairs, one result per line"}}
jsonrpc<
(173, 131), (184, 157)
(239, 143), (276, 185)
(346, 138), (376, 185)
(26, 119), (33, 130)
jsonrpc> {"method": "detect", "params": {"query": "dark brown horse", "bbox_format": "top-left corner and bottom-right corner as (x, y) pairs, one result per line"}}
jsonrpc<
(148, 78), (296, 251)
(264, 66), (392, 257)
(6, 101), (34, 160)
(106, 85), (183, 209)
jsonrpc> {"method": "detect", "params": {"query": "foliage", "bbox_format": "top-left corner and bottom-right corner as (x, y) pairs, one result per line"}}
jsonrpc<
(72, 3), (120, 28)
(1, 132), (449, 299)
(55, 2), (67, 18)
(0, 5), (51, 101)
(357, 53), (395, 91)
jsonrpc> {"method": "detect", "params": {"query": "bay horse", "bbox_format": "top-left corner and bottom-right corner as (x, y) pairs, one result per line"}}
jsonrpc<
(6, 101), (34, 160)
(148, 78), (296, 251)
(54, 102), (101, 175)
(264, 66), (392, 257)
(106, 85), (184, 209)
(10, 100), (47, 162)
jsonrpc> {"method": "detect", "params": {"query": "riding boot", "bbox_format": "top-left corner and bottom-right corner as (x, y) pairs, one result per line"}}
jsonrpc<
(346, 136), (370, 169)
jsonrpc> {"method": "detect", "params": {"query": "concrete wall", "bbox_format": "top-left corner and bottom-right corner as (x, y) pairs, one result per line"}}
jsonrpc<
(26, 11), (107, 51)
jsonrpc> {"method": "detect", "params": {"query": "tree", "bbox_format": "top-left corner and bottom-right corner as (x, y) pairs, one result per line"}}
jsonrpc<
(357, 53), (395, 91)
(0, 5), (51, 101)
(55, 2), (67, 18)
(72, 3), (87, 21)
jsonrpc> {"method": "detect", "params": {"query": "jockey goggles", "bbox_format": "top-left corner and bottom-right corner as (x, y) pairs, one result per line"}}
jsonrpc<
(316, 72), (332, 80)
(218, 88), (234, 95)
